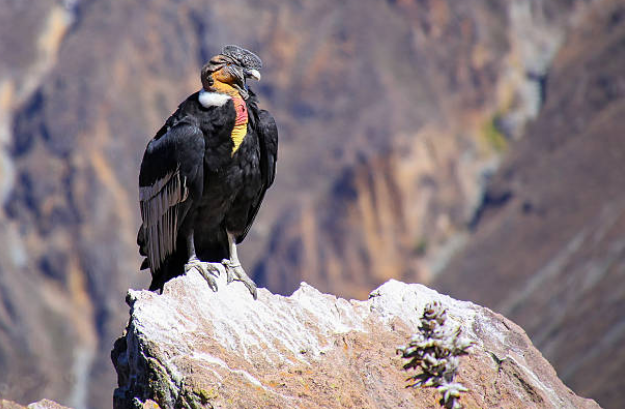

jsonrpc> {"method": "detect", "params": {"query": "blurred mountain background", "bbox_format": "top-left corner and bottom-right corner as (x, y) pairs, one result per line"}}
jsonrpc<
(0, 0), (623, 408)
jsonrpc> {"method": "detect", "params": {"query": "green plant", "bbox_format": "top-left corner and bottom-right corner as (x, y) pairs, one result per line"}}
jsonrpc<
(398, 301), (473, 409)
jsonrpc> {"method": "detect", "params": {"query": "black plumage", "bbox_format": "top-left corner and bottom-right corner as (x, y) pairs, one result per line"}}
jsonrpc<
(137, 46), (277, 298)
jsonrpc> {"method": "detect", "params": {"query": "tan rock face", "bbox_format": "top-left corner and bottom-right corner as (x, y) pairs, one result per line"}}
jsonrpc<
(434, 1), (625, 408)
(253, 0), (599, 301)
(112, 273), (600, 409)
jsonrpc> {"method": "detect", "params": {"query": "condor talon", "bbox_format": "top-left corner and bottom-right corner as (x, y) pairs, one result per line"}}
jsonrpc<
(221, 233), (258, 298)
(221, 259), (236, 284)
(185, 257), (223, 292)
(223, 262), (257, 297)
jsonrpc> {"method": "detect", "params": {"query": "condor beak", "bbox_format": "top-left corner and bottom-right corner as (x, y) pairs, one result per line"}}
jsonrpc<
(245, 69), (261, 81)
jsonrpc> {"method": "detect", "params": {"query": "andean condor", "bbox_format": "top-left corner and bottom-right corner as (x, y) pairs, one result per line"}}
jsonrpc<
(137, 45), (278, 299)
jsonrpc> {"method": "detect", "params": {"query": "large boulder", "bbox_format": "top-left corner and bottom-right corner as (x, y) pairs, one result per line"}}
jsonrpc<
(112, 273), (600, 409)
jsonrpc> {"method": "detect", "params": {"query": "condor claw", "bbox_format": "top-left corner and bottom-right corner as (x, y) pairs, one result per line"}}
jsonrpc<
(222, 259), (258, 299)
(185, 257), (225, 292)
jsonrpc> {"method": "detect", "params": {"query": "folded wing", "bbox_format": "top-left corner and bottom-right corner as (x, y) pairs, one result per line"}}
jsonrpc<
(138, 120), (205, 274)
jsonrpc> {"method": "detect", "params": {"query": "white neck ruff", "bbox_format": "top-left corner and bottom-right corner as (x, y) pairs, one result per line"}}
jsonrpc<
(199, 89), (231, 108)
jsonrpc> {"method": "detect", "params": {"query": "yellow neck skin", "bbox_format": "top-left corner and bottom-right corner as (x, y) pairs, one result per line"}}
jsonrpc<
(210, 81), (238, 97)
(210, 80), (248, 156)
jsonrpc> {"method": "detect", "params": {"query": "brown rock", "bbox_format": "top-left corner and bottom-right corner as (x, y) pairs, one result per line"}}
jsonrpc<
(112, 273), (600, 409)
(0, 399), (72, 409)
(0, 400), (24, 409)
(27, 400), (73, 409)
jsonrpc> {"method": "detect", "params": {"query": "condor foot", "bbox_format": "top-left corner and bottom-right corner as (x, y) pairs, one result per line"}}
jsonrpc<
(222, 259), (258, 299)
(185, 257), (225, 292)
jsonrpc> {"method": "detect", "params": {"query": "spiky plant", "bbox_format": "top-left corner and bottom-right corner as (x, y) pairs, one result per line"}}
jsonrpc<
(398, 301), (473, 409)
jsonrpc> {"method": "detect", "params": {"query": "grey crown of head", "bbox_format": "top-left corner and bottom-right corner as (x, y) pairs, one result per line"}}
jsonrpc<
(221, 45), (262, 70)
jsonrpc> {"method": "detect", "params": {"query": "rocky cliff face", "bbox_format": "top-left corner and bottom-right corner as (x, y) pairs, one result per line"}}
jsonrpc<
(254, 0), (585, 299)
(111, 274), (600, 409)
(434, 1), (625, 409)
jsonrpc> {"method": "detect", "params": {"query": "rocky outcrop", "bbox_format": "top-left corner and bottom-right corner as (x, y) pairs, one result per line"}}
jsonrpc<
(112, 273), (600, 409)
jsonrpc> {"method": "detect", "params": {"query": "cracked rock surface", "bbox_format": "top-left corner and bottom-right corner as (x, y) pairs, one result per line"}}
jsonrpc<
(111, 272), (601, 409)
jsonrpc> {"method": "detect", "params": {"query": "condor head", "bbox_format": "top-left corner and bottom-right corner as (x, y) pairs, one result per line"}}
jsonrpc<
(201, 45), (262, 98)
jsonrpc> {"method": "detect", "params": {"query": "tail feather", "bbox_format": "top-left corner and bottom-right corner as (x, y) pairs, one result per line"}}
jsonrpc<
(137, 226), (147, 256)
(146, 234), (189, 291)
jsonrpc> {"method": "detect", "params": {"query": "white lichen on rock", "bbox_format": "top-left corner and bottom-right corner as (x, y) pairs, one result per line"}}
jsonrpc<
(399, 301), (473, 409)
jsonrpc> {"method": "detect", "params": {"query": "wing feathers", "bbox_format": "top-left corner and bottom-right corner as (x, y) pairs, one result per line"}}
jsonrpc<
(139, 169), (188, 272)
(139, 120), (205, 278)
